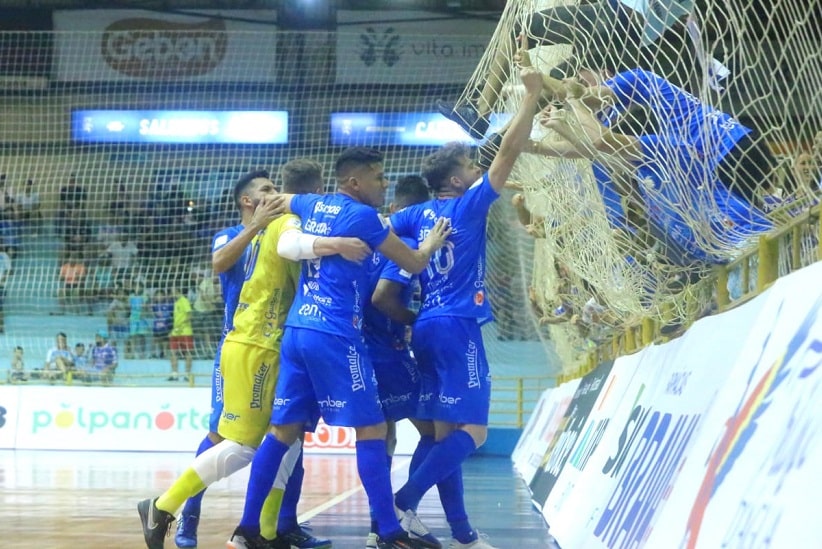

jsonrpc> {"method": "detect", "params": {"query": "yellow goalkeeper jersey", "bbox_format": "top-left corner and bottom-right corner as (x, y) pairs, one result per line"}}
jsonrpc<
(225, 214), (301, 350)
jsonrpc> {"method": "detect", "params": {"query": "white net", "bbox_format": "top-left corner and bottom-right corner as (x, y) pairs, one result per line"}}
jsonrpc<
(0, 9), (557, 382)
(446, 0), (821, 368)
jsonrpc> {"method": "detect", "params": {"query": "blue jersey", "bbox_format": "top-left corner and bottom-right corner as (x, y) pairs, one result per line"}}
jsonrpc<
(390, 172), (498, 322)
(602, 69), (751, 168)
(212, 224), (248, 334)
(285, 193), (390, 339)
(635, 135), (771, 263)
(363, 237), (417, 357)
(592, 163), (629, 230)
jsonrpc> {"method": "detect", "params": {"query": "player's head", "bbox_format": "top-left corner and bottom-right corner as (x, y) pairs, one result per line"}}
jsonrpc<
(335, 147), (388, 208)
(281, 158), (324, 194)
(233, 169), (277, 212)
(422, 142), (481, 195)
(14, 345), (23, 356)
(56, 332), (68, 348)
(390, 175), (430, 213)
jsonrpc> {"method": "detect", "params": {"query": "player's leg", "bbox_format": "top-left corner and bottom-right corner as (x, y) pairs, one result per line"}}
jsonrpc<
(175, 338), (227, 548)
(168, 337), (179, 381)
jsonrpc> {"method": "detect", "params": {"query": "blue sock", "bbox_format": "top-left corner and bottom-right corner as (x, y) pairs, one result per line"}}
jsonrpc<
(369, 451), (394, 534)
(438, 467), (476, 543)
(239, 433), (290, 536)
(181, 434), (216, 517)
(277, 448), (304, 535)
(395, 430), (476, 512)
(409, 436), (435, 478)
(357, 439), (403, 540)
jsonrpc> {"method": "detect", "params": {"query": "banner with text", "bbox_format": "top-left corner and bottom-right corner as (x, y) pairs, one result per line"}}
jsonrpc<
(53, 10), (279, 82)
(0, 385), (20, 449)
(336, 10), (497, 84)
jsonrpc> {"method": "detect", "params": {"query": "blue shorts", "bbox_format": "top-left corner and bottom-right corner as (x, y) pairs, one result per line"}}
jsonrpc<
(208, 336), (226, 433)
(272, 327), (384, 428)
(411, 316), (492, 425)
(372, 348), (421, 422)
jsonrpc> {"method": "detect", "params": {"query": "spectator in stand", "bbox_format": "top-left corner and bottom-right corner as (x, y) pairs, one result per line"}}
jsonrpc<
(0, 174), (18, 255)
(86, 330), (118, 385)
(787, 152), (821, 207)
(43, 332), (74, 381)
(151, 288), (173, 359)
(10, 345), (27, 382)
(103, 234), (139, 286)
(63, 209), (92, 261)
(168, 281), (193, 382)
(16, 179), (41, 235)
(106, 285), (130, 351)
(57, 252), (89, 315)
(192, 271), (221, 357)
(72, 342), (88, 371)
(128, 282), (150, 359)
(58, 173), (87, 238)
(813, 130), (822, 188)
(108, 180), (132, 234)
(0, 244), (10, 333)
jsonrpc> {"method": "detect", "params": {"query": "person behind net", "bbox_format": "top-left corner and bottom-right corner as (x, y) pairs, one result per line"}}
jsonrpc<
(172, 167), (279, 547)
(229, 147), (451, 549)
(386, 67), (544, 549)
(438, 0), (697, 140)
(362, 174), (436, 549)
(138, 166), (369, 549)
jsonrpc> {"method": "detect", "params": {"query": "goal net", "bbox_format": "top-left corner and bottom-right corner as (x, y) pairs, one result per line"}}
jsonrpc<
(448, 0), (821, 368)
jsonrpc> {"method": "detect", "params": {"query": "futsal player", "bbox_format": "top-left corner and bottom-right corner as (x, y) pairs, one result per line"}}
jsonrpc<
(139, 164), (369, 549)
(386, 67), (544, 549)
(228, 147), (451, 549)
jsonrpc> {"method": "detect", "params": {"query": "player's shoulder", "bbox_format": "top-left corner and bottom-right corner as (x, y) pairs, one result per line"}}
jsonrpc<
(212, 223), (243, 249)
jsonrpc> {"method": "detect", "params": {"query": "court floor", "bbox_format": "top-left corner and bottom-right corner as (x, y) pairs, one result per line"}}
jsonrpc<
(0, 449), (553, 548)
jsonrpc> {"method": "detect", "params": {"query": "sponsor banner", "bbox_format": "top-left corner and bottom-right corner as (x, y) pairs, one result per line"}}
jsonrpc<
(53, 10), (278, 82)
(517, 378), (580, 487)
(547, 281), (767, 549)
(336, 10), (497, 84)
(303, 418), (419, 456)
(646, 262), (822, 549)
(0, 385), (20, 449)
(529, 360), (614, 508)
(512, 387), (553, 467)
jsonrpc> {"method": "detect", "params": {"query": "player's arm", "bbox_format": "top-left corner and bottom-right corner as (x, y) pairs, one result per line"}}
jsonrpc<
(377, 217), (451, 274)
(372, 279), (416, 326)
(278, 229), (371, 263)
(212, 197), (280, 273)
(487, 67), (544, 193)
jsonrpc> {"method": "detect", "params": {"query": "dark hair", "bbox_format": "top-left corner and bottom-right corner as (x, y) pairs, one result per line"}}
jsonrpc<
(57, 332), (67, 338)
(15, 345), (22, 351)
(281, 158), (323, 194)
(421, 142), (471, 192)
(394, 175), (430, 209)
(233, 169), (270, 211)
(335, 147), (384, 180)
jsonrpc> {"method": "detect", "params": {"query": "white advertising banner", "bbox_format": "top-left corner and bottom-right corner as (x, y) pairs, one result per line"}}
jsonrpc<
(53, 10), (279, 82)
(0, 385), (20, 449)
(511, 387), (553, 467)
(645, 262), (822, 549)
(336, 10), (498, 84)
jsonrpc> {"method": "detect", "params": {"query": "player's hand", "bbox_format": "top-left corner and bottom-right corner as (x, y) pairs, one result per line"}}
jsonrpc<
(539, 105), (567, 132)
(337, 238), (372, 264)
(250, 197), (280, 231)
(513, 31), (532, 68)
(511, 193), (526, 209)
(422, 217), (453, 252)
(269, 194), (290, 217)
(504, 180), (524, 191)
(520, 66), (543, 96)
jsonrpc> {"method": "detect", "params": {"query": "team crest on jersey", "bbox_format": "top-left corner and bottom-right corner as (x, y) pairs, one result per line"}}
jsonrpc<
(423, 209), (438, 221)
(213, 234), (229, 249)
(474, 290), (484, 306)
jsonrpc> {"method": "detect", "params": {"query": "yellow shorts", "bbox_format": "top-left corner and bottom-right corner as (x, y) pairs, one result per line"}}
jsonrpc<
(218, 340), (280, 448)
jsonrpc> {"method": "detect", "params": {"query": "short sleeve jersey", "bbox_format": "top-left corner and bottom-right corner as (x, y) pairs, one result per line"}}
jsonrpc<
(171, 296), (193, 337)
(363, 236), (417, 356)
(390, 172), (498, 321)
(226, 215), (301, 350)
(212, 224), (248, 333)
(285, 193), (390, 339)
(602, 69), (751, 168)
(636, 134), (772, 262)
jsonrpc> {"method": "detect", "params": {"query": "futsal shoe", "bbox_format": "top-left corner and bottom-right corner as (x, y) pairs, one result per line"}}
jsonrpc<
(175, 513), (199, 548)
(447, 534), (499, 549)
(436, 100), (490, 140)
(366, 532), (380, 548)
(396, 508), (442, 548)
(137, 497), (175, 549)
(378, 532), (443, 549)
(226, 527), (290, 549)
(278, 523), (332, 548)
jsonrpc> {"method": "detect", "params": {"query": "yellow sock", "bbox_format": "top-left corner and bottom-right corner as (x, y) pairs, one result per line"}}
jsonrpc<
(155, 468), (206, 515)
(259, 487), (285, 540)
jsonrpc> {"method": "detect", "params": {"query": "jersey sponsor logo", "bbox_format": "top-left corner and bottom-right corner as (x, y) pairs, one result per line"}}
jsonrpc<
(213, 233), (229, 249)
(298, 303), (321, 318)
(250, 362), (271, 409)
(317, 395), (348, 409)
(466, 340), (481, 388)
(474, 290), (485, 306)
(347, 346), (366, 392)
(303, 218), (332, 235)
(419, 391), (433, 402)
(381, 392), (413, 407)
(222, 411), (241, 421)
(439, 392), (462, 405)
(272, 397), (290, 407)
(313, 202), (342, 215)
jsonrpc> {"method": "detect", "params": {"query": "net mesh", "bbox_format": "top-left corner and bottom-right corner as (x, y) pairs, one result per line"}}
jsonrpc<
(449, 0), (821, 368)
